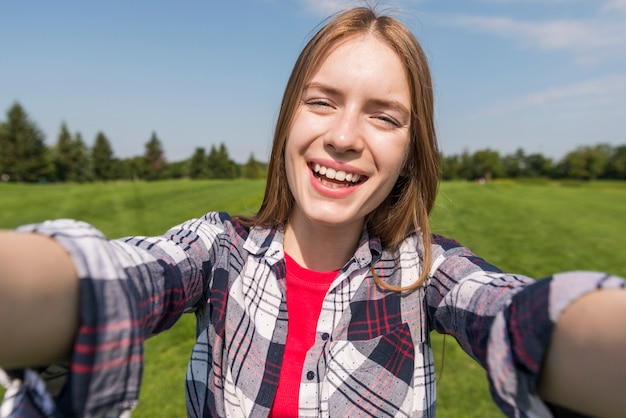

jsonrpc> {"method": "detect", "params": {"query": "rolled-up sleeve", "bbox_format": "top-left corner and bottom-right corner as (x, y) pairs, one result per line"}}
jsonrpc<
(426, 234), (626, 417)
(1, 215), (223, 417)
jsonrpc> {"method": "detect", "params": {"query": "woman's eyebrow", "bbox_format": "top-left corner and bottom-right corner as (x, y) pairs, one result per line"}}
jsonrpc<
(302, 82), (340, 96)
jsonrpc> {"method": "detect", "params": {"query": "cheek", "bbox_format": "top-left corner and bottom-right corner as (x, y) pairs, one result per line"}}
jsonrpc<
(284, 123), (305, 161)
(385, 142), (410, 176)
(286, 108), (308, 147)
(376, 148), (410, 198)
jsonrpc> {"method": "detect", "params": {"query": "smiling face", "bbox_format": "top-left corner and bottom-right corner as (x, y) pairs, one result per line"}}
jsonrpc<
(284, 34), (411, 237)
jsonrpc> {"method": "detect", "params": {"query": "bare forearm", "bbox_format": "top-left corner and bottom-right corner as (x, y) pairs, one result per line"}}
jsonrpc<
(0, 231), (79, 368)
(538, 289), (626, 417)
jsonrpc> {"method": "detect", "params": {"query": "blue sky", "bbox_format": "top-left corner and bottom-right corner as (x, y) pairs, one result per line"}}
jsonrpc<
(1, 0), (625, 163)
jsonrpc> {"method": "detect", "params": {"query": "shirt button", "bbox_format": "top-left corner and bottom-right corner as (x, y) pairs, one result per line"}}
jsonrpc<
(306, 371), (315, 380)
(321, 333), (330, 341)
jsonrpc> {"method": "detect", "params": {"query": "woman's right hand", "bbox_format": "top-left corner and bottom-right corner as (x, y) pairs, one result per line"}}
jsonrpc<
(0, 231), (79, 369)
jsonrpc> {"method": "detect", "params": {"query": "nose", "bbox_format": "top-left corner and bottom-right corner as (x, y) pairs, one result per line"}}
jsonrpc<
(324, 108), (364, 154)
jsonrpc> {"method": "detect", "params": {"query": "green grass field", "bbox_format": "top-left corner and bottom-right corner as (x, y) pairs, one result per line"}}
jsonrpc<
(1, 179), (625, 417)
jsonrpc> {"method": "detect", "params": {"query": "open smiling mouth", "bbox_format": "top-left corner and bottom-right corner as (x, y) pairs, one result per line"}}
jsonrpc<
(310, 163), (366, 188)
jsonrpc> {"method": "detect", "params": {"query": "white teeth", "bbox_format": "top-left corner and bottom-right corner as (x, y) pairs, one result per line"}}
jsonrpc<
(313, 164), (361, 183)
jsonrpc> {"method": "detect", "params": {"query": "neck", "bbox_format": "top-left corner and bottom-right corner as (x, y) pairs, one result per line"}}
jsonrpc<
(284, 212), (363, 272)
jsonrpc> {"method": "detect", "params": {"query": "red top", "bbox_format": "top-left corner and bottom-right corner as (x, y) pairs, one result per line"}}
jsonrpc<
(269, 254), (339, 417)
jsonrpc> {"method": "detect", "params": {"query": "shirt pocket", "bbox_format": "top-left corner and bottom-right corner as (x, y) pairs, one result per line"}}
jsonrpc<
(321, 322), (415, 417)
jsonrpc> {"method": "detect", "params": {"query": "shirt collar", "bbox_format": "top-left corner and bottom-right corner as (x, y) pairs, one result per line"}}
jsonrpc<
(352, 227), (382, 269)
(242, 225), (283, 264)
(243, 224), (382, 269)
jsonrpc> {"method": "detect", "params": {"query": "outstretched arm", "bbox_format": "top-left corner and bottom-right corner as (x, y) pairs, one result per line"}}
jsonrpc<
(426, 235), (626, 417)
(0, 231), (79, 368)
(538, 289), (626, 417)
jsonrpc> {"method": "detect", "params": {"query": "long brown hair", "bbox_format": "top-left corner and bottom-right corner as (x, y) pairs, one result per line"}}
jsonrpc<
(238, 6), (440, 291)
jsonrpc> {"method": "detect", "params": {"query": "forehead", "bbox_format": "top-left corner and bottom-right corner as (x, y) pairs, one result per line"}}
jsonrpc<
(320, 34), (402, 70)
(308, 34), (410, 100)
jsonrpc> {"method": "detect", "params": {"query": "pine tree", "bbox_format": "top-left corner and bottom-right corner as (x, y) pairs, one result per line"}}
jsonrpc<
(52, 122), (74, 182)
(70, 132), (92, 182)
(189, 147), (207, 179)
(243, 153), (262, 179)
(219, 143), (237, 179)
(207, 143), (237, 179)
(206, 145), (218, 178)
(91, 131), (116, 181)
(144, 131), (167, 181)
(0, 103), (51, 182)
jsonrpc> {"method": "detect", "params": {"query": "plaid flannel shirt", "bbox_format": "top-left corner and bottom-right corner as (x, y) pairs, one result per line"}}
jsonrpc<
(1, 212), (624, 417)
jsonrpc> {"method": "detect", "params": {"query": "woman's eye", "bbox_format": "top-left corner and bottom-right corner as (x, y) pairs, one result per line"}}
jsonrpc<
(376, 114), (401, 128)
(306, 99), (331, 108)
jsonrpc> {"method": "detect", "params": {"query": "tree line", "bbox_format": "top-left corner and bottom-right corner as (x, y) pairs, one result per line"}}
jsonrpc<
(1, 102), (625, 183)
(0, 103), (266, 183)
(441, 144), (626, 181)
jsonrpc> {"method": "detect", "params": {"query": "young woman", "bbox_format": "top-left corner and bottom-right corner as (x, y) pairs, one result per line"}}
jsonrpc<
(1, 6), (625, 418)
